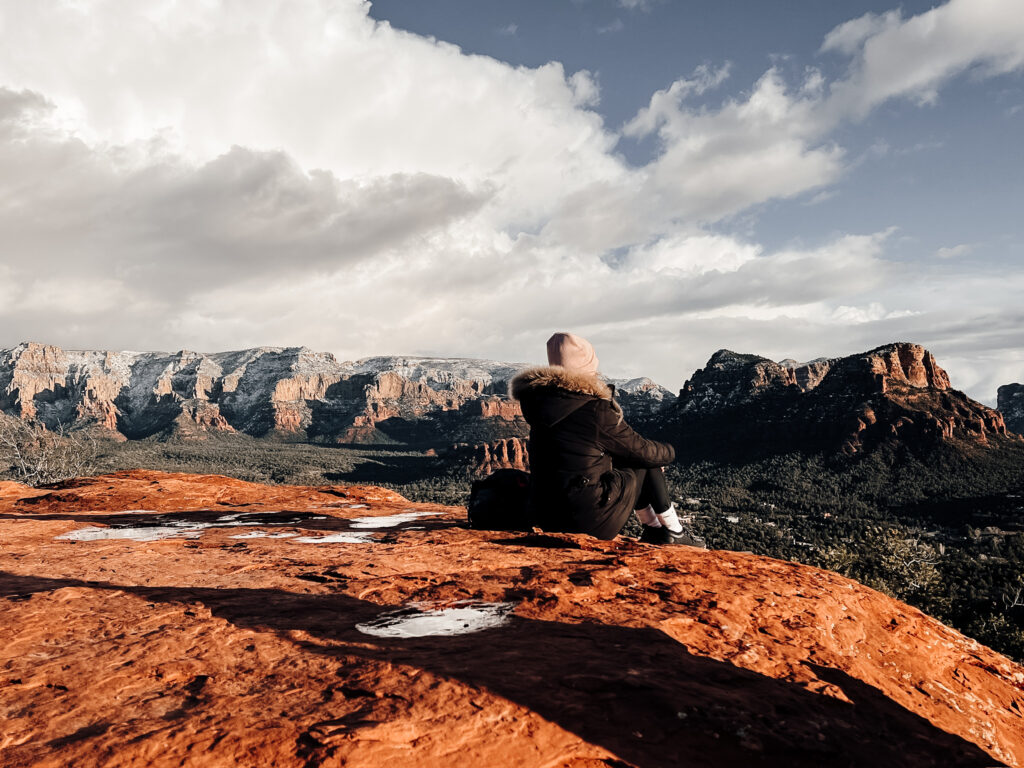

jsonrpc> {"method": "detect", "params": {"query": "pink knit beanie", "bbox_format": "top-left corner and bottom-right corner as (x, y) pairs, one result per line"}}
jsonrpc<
(546, 332), (599, 375)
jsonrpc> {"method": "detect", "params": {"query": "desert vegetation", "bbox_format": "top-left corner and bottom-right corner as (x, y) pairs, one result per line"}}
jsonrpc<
(0, 416), (98, 486)
(661, 444), (1024, 662)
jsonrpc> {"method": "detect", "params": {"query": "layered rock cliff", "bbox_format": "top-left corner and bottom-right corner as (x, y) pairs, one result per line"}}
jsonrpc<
(2, 341), (1010, 463)
(664, 343), (1008, 458)
(1, 470), (1022, 767)
(0, 344), (530, 445)
(446, 436), (530, 476)
(999, 383), (1024, 436)
(0, 343), (672, 448)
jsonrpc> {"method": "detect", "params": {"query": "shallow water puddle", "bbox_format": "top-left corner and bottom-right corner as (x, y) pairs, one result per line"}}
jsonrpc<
(57, 525), (204, 542)
(54, 510), (342, 542)
(356, 600), (516, 638)
(349, 511), (440, 529)
(292, 532), (377, 544)
(55, 508), (439, 543)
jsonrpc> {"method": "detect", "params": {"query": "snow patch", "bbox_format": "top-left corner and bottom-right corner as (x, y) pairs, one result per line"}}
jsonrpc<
(55, 510), (333, 542)
(344, 356), (527, 390)
(229, 531), (298, 539)
(57, 525), (202, 541)
(349, 511), (439, 529)
(292, 532), (377, 544)
(356, 601), (516, 638)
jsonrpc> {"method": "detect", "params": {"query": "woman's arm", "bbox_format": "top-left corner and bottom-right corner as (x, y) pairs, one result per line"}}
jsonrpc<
(595, 400), (675, 468)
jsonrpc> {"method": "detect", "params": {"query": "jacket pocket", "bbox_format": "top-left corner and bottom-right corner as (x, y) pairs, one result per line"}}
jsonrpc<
(559, 472), (600, 507)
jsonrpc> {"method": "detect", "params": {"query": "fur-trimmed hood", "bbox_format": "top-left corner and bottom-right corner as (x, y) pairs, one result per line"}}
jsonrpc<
(510, 365), (622, 426)
(509, 365), (613, 401)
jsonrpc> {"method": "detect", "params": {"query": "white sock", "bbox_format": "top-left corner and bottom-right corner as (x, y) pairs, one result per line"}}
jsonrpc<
(656, 503), (683, 533)
(635, 504), (662, 527)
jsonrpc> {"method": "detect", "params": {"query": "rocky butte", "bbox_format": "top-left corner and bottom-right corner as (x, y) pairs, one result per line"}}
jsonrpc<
(1, 470), (1023, 767)
(660, 342), (1010, 459)
(446, 436), (530, 477)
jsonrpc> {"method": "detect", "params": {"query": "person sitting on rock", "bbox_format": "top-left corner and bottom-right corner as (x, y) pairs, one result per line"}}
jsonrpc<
(510, 332), (703, 546)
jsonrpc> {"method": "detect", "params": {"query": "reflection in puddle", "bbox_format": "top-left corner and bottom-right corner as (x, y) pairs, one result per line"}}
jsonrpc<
(55, 510), (336, 542)
(350, 511), (440, 529)
(57, 525), (203, 542)
(55, 508), (441, 543)
(356, 600), (516, 638)
(292, 532), (377, 544)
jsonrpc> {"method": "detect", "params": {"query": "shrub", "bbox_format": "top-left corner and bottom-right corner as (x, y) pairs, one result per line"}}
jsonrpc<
(0, 417), (99, 486)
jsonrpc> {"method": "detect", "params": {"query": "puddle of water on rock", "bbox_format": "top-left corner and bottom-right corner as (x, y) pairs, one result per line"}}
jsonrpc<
(56, 508), (437, 543)
(350, 511), (440, 529)
(57, 526), (204, 542)
(292, 532), (378, 544)
(57, 517), (262, 541)
(55, 511), (338, 542)
(355, 600), (516, 638)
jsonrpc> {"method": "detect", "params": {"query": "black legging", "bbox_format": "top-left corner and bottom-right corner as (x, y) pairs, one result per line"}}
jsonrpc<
(629, 466), (671, 515)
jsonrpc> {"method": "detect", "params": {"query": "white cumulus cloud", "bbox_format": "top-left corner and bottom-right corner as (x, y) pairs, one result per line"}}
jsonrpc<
(0, 0), (1020, 400)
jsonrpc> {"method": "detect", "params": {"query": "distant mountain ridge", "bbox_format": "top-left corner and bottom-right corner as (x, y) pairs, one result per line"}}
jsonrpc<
(0, 342), (671, 445)
(1, 342), (1014, 461)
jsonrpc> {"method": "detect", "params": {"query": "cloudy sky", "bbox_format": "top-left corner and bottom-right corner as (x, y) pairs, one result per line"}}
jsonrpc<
(0, 0), (1021, 401)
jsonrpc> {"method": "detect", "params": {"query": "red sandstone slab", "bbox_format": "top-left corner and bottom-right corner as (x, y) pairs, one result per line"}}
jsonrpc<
(1, 471), (1022, 767)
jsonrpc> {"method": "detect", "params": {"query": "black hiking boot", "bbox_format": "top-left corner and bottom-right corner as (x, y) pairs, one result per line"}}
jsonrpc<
(639, 525), (707, 548)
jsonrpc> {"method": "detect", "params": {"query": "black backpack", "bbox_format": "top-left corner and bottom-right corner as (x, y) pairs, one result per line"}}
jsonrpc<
(467, 469), (532, 532)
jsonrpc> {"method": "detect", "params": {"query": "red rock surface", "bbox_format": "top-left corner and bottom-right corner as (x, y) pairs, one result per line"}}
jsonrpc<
(2, 470), (1023, 767)
(860, 343), (952, 391)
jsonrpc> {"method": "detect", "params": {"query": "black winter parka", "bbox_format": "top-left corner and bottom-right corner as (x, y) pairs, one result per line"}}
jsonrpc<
(509, 366), (675, 539)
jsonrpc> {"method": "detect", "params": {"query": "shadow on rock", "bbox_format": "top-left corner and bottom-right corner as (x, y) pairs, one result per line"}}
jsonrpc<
(0, 572), (1005, 768)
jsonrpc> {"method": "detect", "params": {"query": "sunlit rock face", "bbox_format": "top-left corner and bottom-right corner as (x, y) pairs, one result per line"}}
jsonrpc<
(0, 344), (671, 446)
(998, 383), (1024, 436)
(445, 436), (530, 477)
(664, 343), (1007, 459)
(1, 470), (1022, 767)
(1, 341), (1008, 461)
